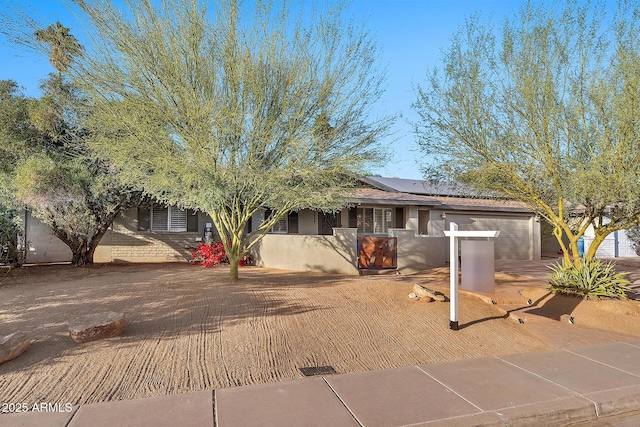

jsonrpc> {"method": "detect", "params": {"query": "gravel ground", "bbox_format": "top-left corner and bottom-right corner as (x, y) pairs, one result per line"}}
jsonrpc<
(0, 264), (549, 407)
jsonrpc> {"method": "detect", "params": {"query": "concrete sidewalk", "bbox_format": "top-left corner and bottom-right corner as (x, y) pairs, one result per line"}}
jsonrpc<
(4, 339), (640, 427)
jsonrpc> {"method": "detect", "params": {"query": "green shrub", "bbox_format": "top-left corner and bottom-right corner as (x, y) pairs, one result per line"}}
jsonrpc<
(0, 208), (23, 266)
(548, 259), (631, 300)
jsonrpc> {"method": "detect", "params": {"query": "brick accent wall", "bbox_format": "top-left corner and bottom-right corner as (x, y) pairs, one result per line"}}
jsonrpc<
(94, 208), (204, 263)
(95, 231), (202, 263)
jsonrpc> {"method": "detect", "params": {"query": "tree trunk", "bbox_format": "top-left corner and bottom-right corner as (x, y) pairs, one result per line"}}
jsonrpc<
(71, 247), (94, 266)
(585, 232), (607, 263)
(228, 255), (239, 281)
(63, 219), (110, 267)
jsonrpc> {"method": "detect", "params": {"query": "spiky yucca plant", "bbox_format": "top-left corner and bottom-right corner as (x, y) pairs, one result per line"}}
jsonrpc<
(548, 260), (631, 300)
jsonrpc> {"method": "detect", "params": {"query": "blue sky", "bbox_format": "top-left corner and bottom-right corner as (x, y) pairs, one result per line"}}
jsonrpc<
(0, 0), (523, 179)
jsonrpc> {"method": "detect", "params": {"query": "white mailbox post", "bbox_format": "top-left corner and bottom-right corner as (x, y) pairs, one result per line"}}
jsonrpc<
(444, 223), (500, 330)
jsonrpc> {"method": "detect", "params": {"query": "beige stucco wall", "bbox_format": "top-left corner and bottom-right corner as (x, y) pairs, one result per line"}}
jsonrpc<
(252, 228), (451, 275)
(251, 228), (359, 274)
(94, 208), (204, 263)
(390, 229), (448, 274)
(298, 210), (318, 234)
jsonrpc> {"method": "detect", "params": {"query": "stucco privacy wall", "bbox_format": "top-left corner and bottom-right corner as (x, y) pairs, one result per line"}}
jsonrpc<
(390, 229), (448, 274)
(94, 208), (209, 263)
(251, 229), (359, 274)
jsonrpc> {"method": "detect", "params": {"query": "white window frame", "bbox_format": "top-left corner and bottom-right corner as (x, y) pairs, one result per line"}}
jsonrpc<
(357, 207), (392, 234)
(270, 216), (288, 234)
(151, 205), (187, 232)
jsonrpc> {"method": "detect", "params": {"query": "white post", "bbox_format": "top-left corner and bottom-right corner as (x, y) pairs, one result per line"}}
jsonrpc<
(443, 226), (500, 331)
(449, 222), (459, 330)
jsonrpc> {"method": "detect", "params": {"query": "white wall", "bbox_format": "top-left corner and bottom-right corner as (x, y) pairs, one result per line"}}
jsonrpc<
(582, 218), (639, 258)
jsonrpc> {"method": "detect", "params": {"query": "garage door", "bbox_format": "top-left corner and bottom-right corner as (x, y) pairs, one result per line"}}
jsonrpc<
(445, 214), (533, 260)
(23, 211), (72, 264)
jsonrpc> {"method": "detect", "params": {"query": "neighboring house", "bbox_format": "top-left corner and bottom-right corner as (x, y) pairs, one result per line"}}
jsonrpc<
(21, 176), (543, 273)
(582, 220), (638, 258)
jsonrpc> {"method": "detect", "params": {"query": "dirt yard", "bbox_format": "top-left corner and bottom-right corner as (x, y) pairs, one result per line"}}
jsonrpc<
(0, 263), (576, 407)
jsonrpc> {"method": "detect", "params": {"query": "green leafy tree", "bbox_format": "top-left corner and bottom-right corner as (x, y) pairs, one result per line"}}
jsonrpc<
(14, 153), (135, 266)
(71, 0), (391, 280)
(414, 0), (640, 270)
(1, 22), (139, 266)
(0, 206), (22, 266)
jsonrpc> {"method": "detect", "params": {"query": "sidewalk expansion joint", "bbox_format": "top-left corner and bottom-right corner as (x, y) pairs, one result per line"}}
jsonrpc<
(63, 405), (80, 427)
(415, 365), (485, 412)
(322, 377), (364, 427)
(494, 354), (580, 395)
(565, 349), (640, 379)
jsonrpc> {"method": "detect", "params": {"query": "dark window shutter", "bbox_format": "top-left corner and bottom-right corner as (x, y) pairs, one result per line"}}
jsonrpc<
(138, 207), (150, 231)
(348, 208), (358, 228)
(187, 209), (198, 232)
(288, 212), (298, 234)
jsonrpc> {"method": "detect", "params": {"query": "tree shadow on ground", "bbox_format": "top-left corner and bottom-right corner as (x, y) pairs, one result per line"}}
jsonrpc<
(0, 264), (338, 374)
(525, 292), (582, 320)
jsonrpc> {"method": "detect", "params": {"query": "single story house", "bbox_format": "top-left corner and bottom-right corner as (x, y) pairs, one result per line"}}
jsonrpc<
(250, 176), (541, 274)
(20, 176), (542, 273)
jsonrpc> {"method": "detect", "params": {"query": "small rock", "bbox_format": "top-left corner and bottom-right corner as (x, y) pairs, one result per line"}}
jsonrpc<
(560, 314), (575, 324)
(408, 293), (418, 299)
(68, 312), (126, 343)
(0, 332), (31, 364)
(413, 284), (446, 302)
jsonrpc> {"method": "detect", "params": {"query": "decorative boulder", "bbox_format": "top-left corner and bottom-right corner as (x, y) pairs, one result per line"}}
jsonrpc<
(413, 284), (446, 302)
(68, 312), (126, 343)
(0, 332), (31, 364)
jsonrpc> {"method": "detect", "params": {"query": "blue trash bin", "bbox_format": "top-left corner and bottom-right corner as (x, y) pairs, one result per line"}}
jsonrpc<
(577, 237), (584, 257)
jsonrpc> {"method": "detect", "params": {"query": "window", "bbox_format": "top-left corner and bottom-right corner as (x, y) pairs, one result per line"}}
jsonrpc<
(265, 209), (289, 234)
(151, 206), (187, 232)
(138, 206), (198, 232)
(271, 216), (288, 233)
(264, 210), (299, 234)
(357, 208), (392, 234)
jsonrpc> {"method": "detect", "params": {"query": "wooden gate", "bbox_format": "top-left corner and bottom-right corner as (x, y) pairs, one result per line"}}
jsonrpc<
(357, 236), (397, 269)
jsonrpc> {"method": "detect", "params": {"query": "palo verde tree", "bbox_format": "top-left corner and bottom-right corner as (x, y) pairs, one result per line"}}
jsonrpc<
(414, 0), (640, 269)
(68, 0), (391, 280)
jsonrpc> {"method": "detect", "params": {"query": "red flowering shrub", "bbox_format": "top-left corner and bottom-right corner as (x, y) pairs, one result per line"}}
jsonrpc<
(191, 240), (251, 267)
